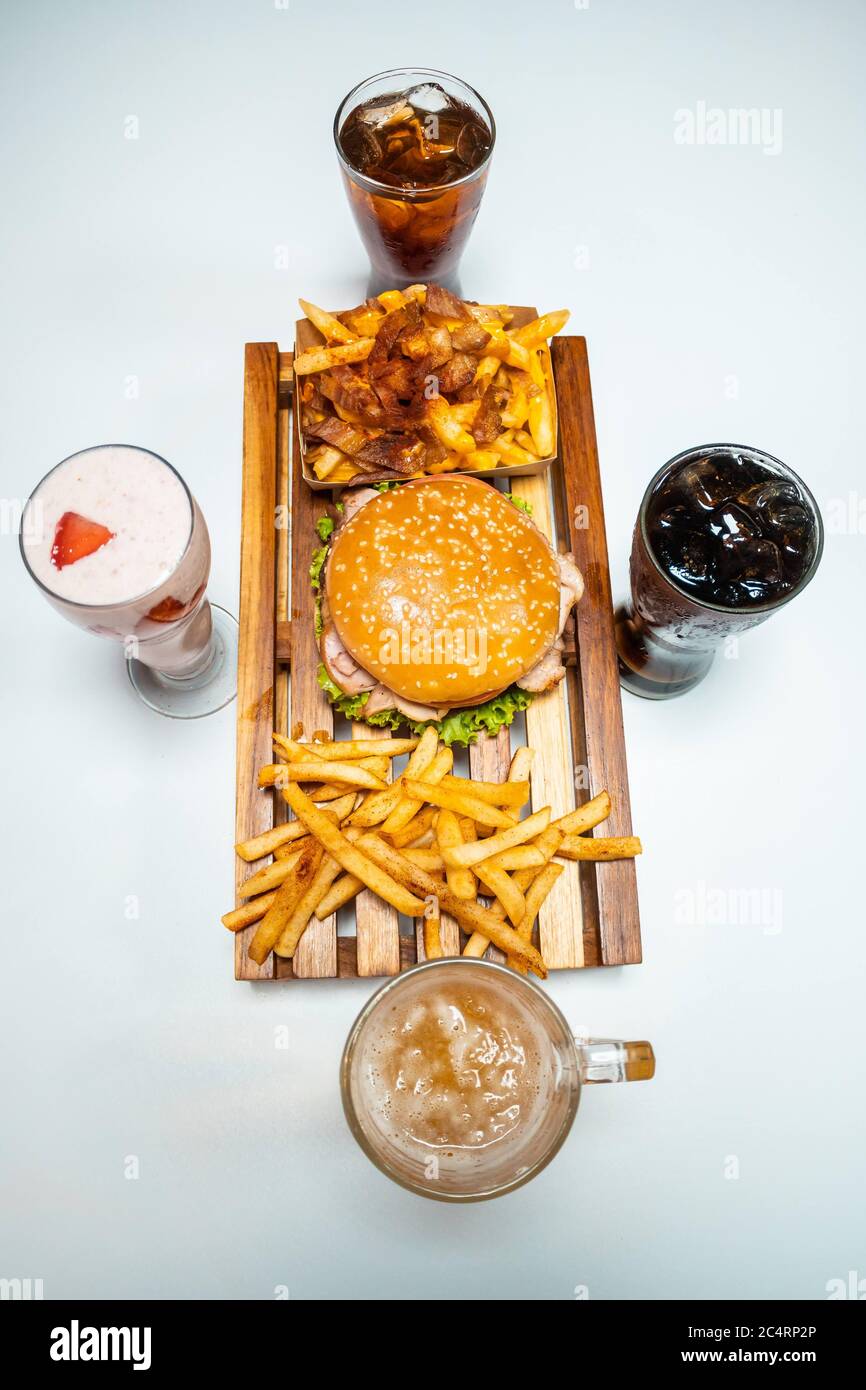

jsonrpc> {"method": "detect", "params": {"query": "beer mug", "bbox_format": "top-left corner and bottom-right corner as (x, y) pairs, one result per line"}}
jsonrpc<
(340, 957), (655, 1201)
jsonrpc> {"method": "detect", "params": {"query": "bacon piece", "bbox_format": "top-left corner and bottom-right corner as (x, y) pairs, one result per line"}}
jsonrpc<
(399, 328), (430, 361)
(303, 415), (374, 456)
(418, 438), (448, 471)
(455, 379), (484, 403)
(369, 301), (421, 365)
(449, 323), (491, 353)
(425, 326), (453, 369)
(368, 356), (419, 399)
(425, 283), (471, 320)
(436, 352), (476, 394)
(319, 366), (383, 424)
(340, 468), (402, 484)
(300, 378), (329, 413)
(471, 383), (507, 446)
(355, 434), (427, 474)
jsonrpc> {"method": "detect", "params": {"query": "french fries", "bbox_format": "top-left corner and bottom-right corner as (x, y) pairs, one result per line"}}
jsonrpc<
(502, 747), (535, 826)
(439, 807), (552, 869)
(293, 338), (374, 374)
(276, 736), (420, 761)
(423, 903), (444, 960)
(513, 310), (570, 349)
(222, 891), (278, 933)
(438, 774), (530, 809)
(273, 854), (344, 958)
(281, 754), (389, 803)
(357, 833), (547, 979)
(347, 726), (438, 828)
(426, 397), (476, 454)
(269, 760), (387, 791)
(281, 782), (426, 917)
(386, 805), (437, 849)
(271, 734), (325, 761)
(557, 835), (643, 861)
(507, 863), (565, 974)
(552, 790), (612, 836)
(298, 299), (358, 345)
(238, 846), (303, 899)
(507, 747), (534, 783)
(249, 838), (324, 965)
(436, 810), (476, 902)
(225, 730), (643, 976)
(400, 776), (514, 829)
(235, 817), (309, 863)
(381, 745), (452, 834)
(474, 861), (526, 928)
(274, 839), (304, 861)
(315, 872), (363, 920)
(404, 847), (446, 873)
(463, 831), (562, 959)
(486, 846), (546, 871)
(296, 288), (567, 480)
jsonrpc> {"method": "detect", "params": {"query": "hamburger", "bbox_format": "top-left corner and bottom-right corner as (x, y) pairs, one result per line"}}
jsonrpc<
(313, 476), (584, 745)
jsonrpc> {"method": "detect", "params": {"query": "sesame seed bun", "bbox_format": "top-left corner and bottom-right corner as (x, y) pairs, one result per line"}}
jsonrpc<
(325, 476), (561, 706)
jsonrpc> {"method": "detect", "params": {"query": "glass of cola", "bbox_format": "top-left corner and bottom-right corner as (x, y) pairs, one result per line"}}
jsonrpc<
(615, 444), (823, 698)
(334, 68), (495, 295)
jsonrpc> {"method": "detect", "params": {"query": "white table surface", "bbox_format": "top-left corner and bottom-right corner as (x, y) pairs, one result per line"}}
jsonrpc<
(2, 0), (864, 1301)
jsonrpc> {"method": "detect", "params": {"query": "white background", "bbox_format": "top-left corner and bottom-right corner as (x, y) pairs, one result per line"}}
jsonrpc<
(1, 0), (864, 1301)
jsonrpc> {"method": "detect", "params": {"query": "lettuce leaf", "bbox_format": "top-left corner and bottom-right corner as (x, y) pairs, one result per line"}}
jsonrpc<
(434, 687), (534, 745)
(503, 492), (533, 516)
(315, 515), (335, 542)
(316, 664), (533, 746)
(309, 543), (329, 591)
(316, 665), (372, 721)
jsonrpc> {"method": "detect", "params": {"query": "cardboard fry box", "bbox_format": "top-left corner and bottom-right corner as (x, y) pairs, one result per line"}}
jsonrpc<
(294, 303), (558, 491)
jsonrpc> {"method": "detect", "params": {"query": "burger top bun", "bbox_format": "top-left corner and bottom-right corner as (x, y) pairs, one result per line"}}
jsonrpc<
(325, 476), (560, 706)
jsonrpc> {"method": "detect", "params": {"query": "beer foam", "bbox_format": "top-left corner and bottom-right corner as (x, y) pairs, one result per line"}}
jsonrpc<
(358, 983), (554, 1170)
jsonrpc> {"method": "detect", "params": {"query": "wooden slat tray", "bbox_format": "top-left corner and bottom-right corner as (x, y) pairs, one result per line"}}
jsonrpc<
(233, 335), (641, 980)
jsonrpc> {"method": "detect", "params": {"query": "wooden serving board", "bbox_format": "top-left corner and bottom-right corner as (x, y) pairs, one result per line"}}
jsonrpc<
(233, 335), (641, 980)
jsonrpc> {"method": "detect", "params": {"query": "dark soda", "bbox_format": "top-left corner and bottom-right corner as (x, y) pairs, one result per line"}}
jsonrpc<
(646, 450), (818, 607)
(616, 446), (823, 699)
(336, 78), (494, 292)
(338, 86), (492, 189)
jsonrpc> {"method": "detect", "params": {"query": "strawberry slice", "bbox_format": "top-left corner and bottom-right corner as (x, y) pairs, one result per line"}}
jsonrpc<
(145, 595), (186, 623)
(145, 585), (205, 623)
(51, 511), (115, 570)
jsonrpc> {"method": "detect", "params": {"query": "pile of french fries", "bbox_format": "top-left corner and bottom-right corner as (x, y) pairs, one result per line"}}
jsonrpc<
(224, 729), (641, 978)
(295, 284), (568, 484)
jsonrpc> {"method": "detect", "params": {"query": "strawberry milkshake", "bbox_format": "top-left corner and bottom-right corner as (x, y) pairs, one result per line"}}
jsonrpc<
(21, 445), (237, 717)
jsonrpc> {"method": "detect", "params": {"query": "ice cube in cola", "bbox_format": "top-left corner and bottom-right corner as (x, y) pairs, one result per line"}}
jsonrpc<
(340, 86), (491, 187)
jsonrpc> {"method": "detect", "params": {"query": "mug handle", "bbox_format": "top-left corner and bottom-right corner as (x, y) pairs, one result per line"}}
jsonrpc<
(576, 1039), (655, 1084)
